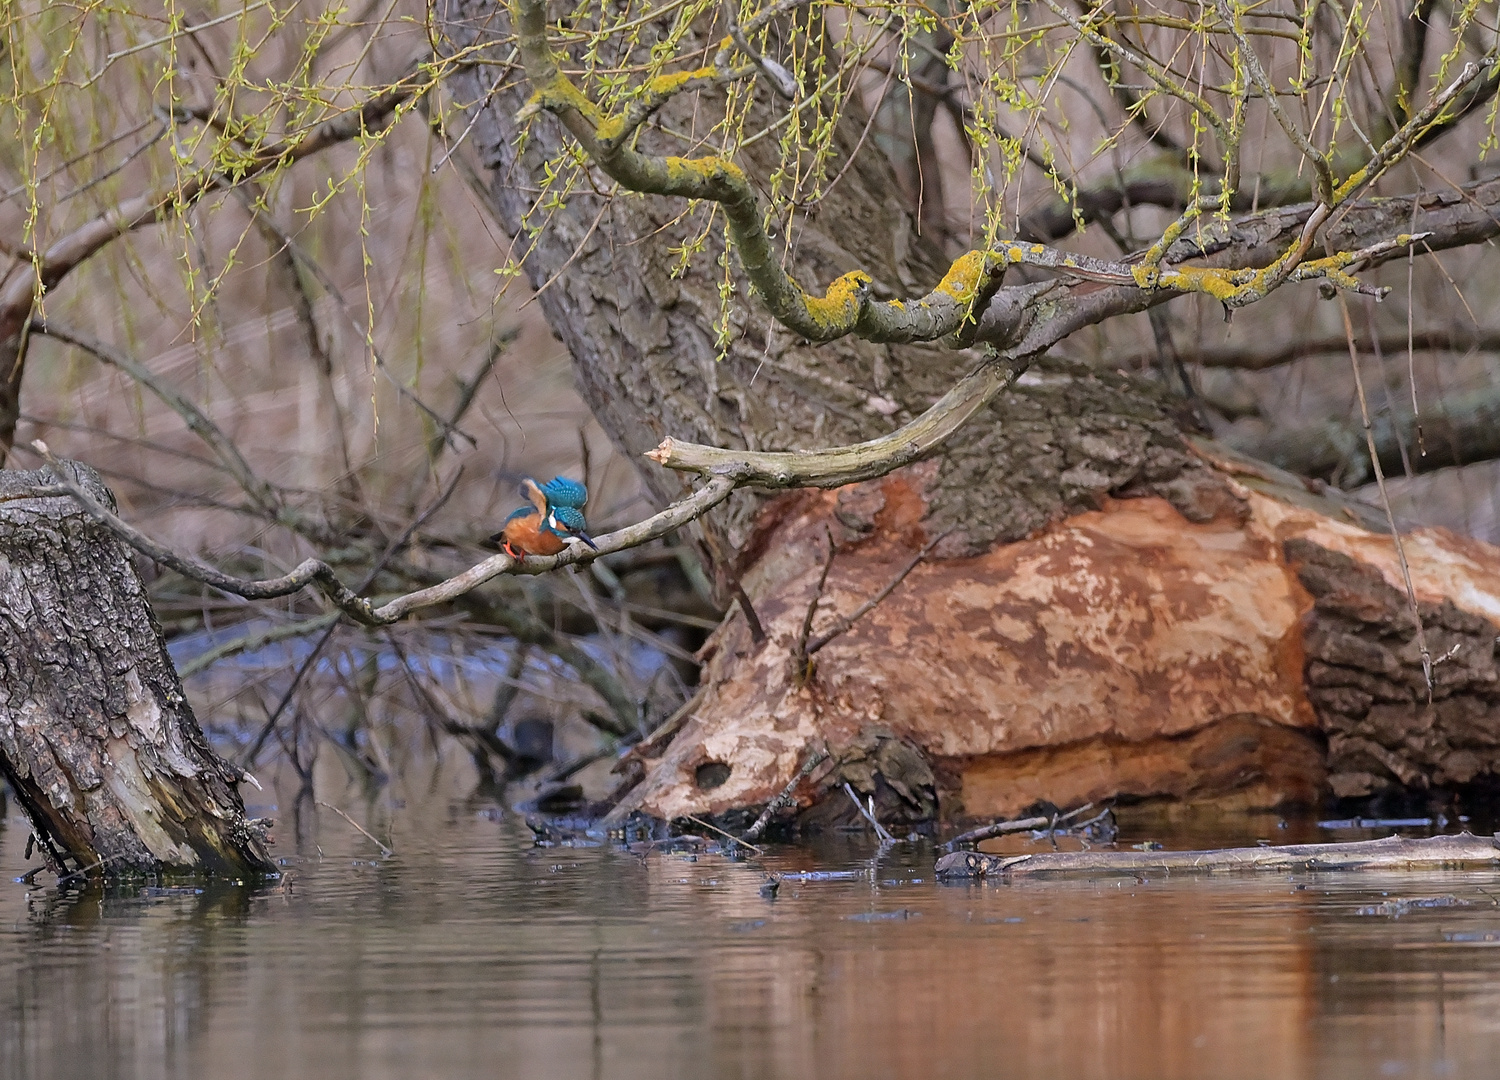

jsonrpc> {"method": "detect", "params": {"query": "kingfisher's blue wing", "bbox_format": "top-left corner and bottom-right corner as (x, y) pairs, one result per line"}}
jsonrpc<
(541, 476), (588, 508)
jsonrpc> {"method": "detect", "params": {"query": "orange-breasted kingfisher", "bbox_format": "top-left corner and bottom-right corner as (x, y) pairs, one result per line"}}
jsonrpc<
(490, 476), (597, 558)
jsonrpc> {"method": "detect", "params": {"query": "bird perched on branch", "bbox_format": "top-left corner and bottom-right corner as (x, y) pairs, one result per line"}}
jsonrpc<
(490, 476), (597, 558)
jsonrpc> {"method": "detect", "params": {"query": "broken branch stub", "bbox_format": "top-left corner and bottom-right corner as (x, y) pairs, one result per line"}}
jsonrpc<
(0, 463), (274, 878)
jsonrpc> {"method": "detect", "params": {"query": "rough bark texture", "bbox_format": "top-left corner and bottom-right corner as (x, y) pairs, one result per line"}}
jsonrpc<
(1290, 538), (1500, 797)
(0, 464), (273, 877)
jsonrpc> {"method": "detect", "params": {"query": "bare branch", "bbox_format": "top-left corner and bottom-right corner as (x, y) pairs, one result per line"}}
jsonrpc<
(741, 745), (829, 842)
(33, 438), (737, 628)
(1333, 60), (1493, 205)
(511, 0), (1463, 350)
(2, 76), (423, 322)
(806, 530), (949, 655)
(647, 355), (1021, 486)
(1118, 326), (1500, 372)
(1040, 0), (1232, 146)
(1339, 293), (1433, 693)
(31, 320), (299, 533)
(1214, 0), (1334, 202)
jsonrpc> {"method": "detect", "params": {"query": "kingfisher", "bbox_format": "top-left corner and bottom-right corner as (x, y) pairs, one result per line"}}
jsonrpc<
(490, 476), (598, 559)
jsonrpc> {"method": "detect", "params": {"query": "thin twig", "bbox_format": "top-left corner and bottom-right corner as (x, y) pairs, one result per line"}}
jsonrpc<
(177, 612), (341, 679)
(680, 813), (763, 856)
(33, 320), (295, 531)
(732, 581), (767, 644)
(431, 328), (519, 460)
(238, 468), (465, 766)
(52, 852), (132, 887)
(942, 816), (1050, 851)
(842, 782), (896, 844)
(316, 801), (394, 858)
(1339, 294), (1433, 696)
(806, 530), (952, 656)
(33, 442), (737, 627)
(743, 746), (830, 842)
(792, 528), (838, 677)
(942, 802), (1097, 852)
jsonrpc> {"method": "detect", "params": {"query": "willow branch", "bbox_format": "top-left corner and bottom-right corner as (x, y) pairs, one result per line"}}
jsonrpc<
(31, 320), (294, 530)
(1333, 59), (1493, 204)
(1215, 0), (1334, 202)
(1116, 326), (1500, 372)
(720, 0), (797, 99)
(647, 356), (1021, 483)
(0, 76), (422, 330)
(512, 0), (1453, 349)
(979, 175), (1500, 355)
(1041, 0), (1232, 146)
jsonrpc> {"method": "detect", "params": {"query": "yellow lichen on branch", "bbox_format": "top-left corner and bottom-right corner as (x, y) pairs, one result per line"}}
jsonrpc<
(509, 0), (1465, 346)
(802, 271), (871, 334)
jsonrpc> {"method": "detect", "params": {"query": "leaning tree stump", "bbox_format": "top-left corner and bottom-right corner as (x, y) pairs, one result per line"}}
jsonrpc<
(0, 463), (273, 878)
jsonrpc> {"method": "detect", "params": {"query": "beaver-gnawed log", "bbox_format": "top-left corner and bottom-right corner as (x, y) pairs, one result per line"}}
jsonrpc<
(599, 436), (1500, 832)
(0, 463), (273, 878)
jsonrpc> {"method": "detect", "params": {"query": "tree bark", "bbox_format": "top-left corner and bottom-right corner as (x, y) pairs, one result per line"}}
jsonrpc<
(0, 464), (273, 877)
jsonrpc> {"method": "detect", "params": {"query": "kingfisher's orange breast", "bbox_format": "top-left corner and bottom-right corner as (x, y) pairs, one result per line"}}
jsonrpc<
(501, 513), (567, 556)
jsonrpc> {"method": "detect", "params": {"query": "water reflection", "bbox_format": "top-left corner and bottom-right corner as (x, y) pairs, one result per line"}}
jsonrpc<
(2, 780), (1500, 1079)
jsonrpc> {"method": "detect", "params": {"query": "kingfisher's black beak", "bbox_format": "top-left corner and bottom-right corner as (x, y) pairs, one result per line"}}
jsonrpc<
(577, 530), (598, 550)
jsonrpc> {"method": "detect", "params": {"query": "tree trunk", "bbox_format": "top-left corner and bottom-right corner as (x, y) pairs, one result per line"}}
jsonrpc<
(444, 7), (1500, 829)
(0, 463), (274, 877)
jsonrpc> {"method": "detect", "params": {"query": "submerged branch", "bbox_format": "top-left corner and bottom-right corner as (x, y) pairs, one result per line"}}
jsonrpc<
(936, 832), (1500, 879)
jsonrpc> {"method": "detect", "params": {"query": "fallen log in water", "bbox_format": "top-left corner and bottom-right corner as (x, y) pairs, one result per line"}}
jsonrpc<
(934, 832), (1500, 880)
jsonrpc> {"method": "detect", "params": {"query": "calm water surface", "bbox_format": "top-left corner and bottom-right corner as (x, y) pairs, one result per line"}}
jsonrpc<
(2, 786), (1500, 1080)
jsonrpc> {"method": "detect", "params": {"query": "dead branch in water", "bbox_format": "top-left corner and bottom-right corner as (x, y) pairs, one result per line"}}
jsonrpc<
(742, 745), (830, 843)
(935, 832), (1500, 880)
(942, 802), (1097, 852)
(843, 782), (897, 844)
(315, 801), (395, 859)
